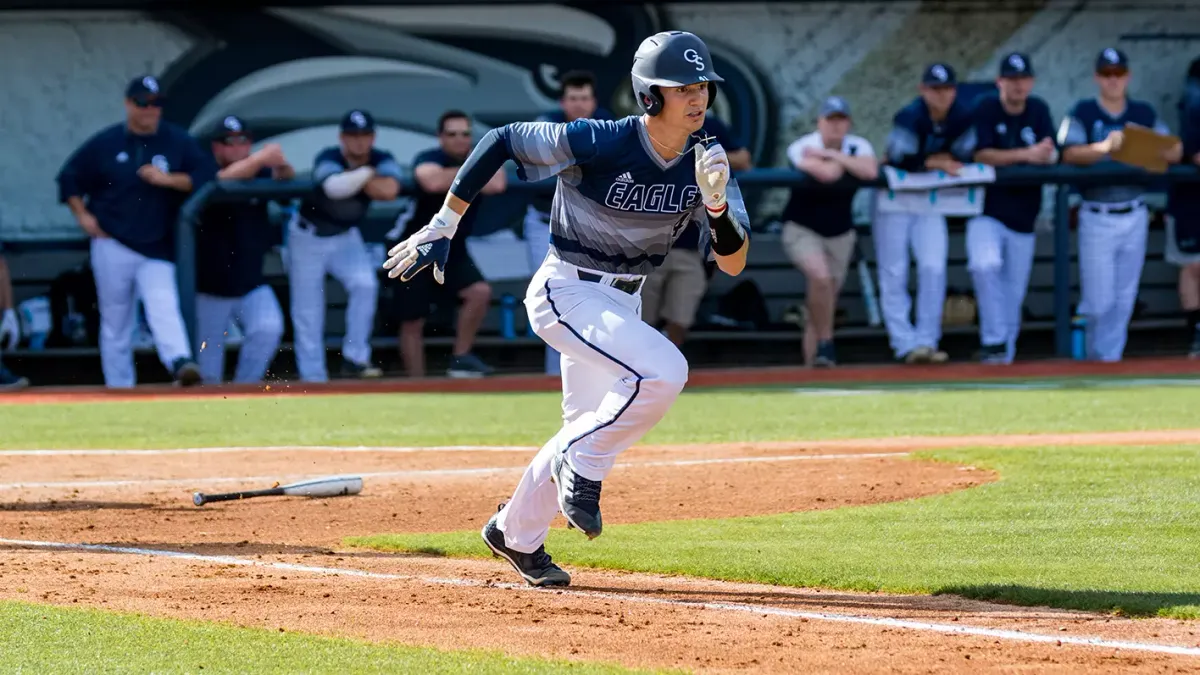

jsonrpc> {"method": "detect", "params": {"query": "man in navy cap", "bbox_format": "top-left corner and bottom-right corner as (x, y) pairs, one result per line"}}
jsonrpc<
(1059, 48), (1181, 362)
(781, 96), (878, 367)
(194, 115), (294, 384)
(966, 52), (1057, 365)
(55, 74), (214, 388)
(875, 63), (976, 365)
(288, 109), (402, 382)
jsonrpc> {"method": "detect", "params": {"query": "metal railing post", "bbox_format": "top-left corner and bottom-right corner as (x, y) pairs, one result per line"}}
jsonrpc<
(175, 181), (220, 359)
(1053, 184), (1073, 358)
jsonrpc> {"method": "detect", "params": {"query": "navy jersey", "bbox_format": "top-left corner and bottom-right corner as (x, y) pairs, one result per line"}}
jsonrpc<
(391, 147), (482, 249)
(530, 108), (616, 215)
(502, 116), (750, 275)
(1059, 98), (1168, 203)
(196, 166), (275, 298)
(885, 97), (977, 171)
(674, 116), (747, 250)
(297, 146), (403, 236)
(55, 122), (216, 261)
(972, 94), (1056, 233)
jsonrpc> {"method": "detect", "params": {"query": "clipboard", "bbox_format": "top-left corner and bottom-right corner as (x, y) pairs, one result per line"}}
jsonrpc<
(1111, 123), (1181, 173)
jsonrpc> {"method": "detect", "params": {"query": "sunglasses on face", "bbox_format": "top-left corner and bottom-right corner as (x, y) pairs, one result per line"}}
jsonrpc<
(220, 135), (252, 145)
(131, 98), (162, 109)
(1097, 69), (1128, 79)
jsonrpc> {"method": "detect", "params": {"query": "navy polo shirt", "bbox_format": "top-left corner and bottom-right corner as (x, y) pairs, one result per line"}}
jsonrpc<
(885, 96), (976, 171)
(298, 146), (404, 236)
(56, 122), (217, 261)
(196, 166), (276, 298)
(972, 94), (1056, 233)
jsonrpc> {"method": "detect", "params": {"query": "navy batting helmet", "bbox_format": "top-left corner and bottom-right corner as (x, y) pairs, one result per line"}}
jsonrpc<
(630, 31), (724, 116)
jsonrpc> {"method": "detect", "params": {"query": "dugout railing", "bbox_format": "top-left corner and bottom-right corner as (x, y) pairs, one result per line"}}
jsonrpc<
(175, 163), (1200, 362)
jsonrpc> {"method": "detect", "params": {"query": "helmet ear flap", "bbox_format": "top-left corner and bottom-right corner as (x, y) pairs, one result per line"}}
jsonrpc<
(633, 80), (663, 116)
(706, 82), (718, 110)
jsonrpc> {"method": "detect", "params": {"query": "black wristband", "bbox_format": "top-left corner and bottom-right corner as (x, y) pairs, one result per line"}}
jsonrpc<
(708, 207), (745, 256)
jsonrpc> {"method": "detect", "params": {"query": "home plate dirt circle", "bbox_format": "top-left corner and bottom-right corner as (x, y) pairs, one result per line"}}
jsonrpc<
(0, 435), (1198, 673)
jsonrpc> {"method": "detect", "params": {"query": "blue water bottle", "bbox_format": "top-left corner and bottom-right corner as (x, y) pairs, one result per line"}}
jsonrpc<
(1071, 315), (1087, 360)
(500, 294), (517, 340)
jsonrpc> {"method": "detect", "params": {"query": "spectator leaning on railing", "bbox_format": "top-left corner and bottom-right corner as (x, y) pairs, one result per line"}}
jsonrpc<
(193, 115), (290, 385)
(55, 75), (212, 388)
(1058, 48), (1181, 363)
(287, 109), (397, 382)
(876, 63), (976, 365)
(780, 96), (877, 368)
(1166, 58), (1200, 358)
(966, 53), (1057, 365)
(641, 113), (752, 348)
(384, 110), (501, 379)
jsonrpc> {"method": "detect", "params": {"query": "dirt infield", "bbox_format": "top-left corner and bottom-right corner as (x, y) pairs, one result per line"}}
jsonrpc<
(2, 431), (1200, 673)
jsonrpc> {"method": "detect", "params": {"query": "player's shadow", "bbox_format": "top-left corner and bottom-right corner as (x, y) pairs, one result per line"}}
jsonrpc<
(0, 500), (180, 512)
(935, 584), (1200, 619)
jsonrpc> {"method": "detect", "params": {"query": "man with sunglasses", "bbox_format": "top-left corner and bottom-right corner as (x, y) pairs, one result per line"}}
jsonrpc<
(193, 115), (293, 384)
(289, 109), (399, 382)
(385, 110), (502, 378)
(1059, 48), (1182, 362)
(55, 74), (214, 388)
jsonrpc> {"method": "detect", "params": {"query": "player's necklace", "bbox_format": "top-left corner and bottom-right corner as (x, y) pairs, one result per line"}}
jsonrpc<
(647, 130), (689, 157)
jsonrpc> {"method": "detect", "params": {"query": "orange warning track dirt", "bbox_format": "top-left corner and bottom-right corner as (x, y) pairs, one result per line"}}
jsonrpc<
(2, 431), (1199, 673)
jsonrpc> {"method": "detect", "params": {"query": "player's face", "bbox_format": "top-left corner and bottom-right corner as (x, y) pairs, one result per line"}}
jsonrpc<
(561, 84), (597, 122)
(997, 75), (1034, 106)
(212, 135), (253, 167)
(124, 97), (162, 133)
(919, 84), (957, 115)
(340, 131), (374, 160)
(661, 82), (709, 132)
(439, 117), (472, 159)
(817, 114), (850, 144)
(1095, 67), (1130, 100)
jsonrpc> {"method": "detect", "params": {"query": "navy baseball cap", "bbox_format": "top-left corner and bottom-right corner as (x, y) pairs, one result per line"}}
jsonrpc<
(921, 63), (957, 87)
(125, 75), (165, 105)
(340, 109), (375, 134)
(819, 96), (851, 118)
(212, 115), (251, 142)
(999, 52), (1035, 77)
(1095, 47), (1129, 72)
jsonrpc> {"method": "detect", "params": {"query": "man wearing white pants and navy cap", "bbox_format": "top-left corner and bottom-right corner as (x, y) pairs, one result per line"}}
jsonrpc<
(55, 75), (212, 388)
(966, 53), (1056, 364)
(194, 115), (292, 384)
(1059, 48), (1181, 362)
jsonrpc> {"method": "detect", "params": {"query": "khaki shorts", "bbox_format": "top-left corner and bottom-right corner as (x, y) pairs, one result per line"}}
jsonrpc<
(641, 247), (708, 329)
(781, 222), (856, 288)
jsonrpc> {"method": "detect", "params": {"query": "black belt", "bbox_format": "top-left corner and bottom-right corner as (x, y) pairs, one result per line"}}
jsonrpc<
(577, 270), (643, 295)
(1086, 201), (1143, 215)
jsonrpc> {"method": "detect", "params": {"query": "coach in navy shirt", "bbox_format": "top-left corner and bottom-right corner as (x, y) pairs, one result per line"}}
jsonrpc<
(194, 115), (293, 384)
(642, 115), (752, 348)
(967, 52), (1057, 365)
(56, 75), (214, 388)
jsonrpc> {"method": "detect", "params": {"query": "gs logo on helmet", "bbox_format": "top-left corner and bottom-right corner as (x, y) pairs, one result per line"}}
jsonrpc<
(683, 48), (705, 71)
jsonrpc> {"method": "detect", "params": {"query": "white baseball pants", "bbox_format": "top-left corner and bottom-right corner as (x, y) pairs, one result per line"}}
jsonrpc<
(872, 211), (948, 358)
(286, 224), (379, 382)
(90, 237), (192, 388)
(496, 253), (688, 554)
(195, 285), (284, 384)
(966, 215), (1036, 362)
(1077, 203), (1148, 362)
(523, 205), (562, 376)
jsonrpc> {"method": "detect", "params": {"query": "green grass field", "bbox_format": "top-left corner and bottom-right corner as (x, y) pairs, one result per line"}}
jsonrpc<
(4, 378), (1200, 671)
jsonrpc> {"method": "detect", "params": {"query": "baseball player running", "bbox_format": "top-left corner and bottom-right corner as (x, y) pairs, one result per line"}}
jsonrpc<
(194, 115), (291, 384)
(967, 53), (1056, 364)
(384, 31), (749, 587)
(877, 63), (976, 364)
(1059, 48), (1181, 362)
(288, 110), (399, 382)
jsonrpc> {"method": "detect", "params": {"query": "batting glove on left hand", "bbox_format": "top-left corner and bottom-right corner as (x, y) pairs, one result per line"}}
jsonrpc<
(694, 143), (730, 214)
(382, 207), (460, 283)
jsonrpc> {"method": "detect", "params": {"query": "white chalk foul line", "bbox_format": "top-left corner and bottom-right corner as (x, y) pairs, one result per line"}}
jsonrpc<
(0, 453), (909, 491)
(2, 537), (1197, 658)
(0, 445), (534, 457)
